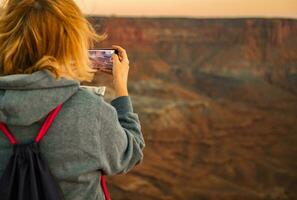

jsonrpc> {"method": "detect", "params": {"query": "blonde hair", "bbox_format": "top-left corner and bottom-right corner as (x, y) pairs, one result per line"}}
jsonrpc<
(0, 0), (108, 82)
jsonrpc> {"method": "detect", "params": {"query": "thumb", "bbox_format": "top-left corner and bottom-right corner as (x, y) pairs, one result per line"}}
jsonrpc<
(112, 54), (119, 63)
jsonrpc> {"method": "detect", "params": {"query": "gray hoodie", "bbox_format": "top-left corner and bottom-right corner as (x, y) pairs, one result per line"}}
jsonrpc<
(0, 69), (145, 200)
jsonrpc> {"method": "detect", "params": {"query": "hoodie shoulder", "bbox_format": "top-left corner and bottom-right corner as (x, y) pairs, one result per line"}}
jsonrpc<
(68, 87), (104, 105)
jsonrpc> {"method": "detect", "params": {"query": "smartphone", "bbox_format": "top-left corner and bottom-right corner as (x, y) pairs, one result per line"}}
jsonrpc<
(88, 48), (118, 70)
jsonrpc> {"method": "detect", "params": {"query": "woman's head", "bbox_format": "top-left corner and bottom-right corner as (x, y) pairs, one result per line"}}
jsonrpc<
(0, 0), (107, 82)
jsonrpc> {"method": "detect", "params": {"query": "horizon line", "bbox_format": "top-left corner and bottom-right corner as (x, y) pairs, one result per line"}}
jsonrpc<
(84, 14), (297, 20)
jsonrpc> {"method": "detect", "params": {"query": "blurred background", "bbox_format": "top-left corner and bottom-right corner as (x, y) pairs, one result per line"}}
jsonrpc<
(77, 0), (297, 199)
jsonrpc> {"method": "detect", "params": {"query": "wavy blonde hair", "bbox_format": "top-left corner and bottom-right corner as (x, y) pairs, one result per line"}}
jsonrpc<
(0, 0), (107, 82)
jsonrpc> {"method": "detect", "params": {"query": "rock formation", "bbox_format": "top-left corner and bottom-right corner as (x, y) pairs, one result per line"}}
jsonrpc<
(84, 16), (297, 200)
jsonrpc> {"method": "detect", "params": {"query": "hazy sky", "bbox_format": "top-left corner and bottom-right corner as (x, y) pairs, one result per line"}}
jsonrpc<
(74, 0), (297, 19)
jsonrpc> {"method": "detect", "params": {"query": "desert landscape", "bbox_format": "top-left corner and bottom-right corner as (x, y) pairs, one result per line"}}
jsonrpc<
(83, 16), (297, 200)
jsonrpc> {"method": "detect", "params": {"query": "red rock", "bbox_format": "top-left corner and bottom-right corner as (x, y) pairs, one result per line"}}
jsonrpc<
(85, 16), (297, 200)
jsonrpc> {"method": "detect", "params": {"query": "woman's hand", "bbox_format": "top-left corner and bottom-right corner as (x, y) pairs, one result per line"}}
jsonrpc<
(99, 44), (130, 97)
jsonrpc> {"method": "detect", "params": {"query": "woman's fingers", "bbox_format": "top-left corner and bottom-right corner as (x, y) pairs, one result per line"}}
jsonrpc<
(112, 44), (129, 64)
(112, 53), (120, 63)
(112, 45), (125, 61)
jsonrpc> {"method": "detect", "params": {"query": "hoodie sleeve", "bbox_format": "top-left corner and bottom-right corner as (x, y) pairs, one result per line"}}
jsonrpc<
(94, 95), (145, 175)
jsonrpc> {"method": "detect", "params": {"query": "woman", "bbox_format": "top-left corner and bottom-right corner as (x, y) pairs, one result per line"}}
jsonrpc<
(0, 0), (145, 199)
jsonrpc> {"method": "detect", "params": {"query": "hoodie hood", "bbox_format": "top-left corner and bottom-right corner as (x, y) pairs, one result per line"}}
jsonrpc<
(0, 69), (80, 126)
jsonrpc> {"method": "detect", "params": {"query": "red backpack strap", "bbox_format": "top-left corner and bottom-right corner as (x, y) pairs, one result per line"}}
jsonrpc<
(0, 122), (18, 144)
(35, 103), (63, 143)
(101, 176), (111, 200)
(0, 103), (63, 144)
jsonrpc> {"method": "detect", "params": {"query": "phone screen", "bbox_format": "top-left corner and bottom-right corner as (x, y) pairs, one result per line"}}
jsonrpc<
(88, 49), (118, 70)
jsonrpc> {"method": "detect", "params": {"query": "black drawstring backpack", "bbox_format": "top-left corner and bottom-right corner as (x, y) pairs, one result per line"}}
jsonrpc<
(0, 102), (111, 200)
(0, 103), (64, 200)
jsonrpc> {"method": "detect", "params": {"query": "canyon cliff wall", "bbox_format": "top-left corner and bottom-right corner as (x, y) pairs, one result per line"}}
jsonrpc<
(85, 16), (297, 200)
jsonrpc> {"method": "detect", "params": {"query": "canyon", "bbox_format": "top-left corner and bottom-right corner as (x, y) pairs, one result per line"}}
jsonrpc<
(84, 16), (297, 200)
